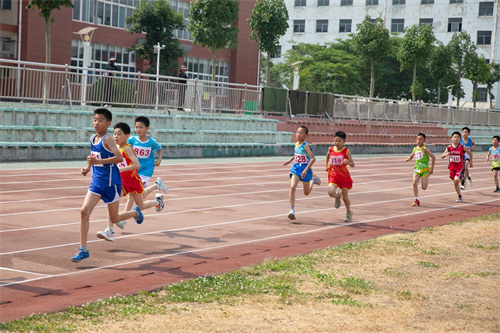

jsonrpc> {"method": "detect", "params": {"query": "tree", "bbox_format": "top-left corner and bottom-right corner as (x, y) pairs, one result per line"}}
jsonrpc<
(448, 31), (476, 106)
(247, 0), (289, 86)
(126, 0), (185, 76)
(485, 62), (500, 109)
(351, 16), (390, 98)
(188, 0), (239, 83)
(427, 41), (454, 104)
(463, 53), (490, 108)
(396, 23), (435, 101)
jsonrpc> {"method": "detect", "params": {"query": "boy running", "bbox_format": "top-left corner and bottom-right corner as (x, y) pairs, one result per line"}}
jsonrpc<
(282, 126), (321, 220)
(460, 126), (475, 189)
(96, 122), (165, 242)
(485, 135), (500, 193)
(405, 133), (435, 206)
(325, 131), (355, 222)
(71, 109), (143, 263)
(441, 131), (473, 203)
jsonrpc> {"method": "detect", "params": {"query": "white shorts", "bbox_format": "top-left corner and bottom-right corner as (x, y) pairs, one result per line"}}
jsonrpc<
(139, 175), (151, 187)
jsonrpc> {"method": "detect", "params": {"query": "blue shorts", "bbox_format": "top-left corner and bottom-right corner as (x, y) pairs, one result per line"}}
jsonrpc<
(88, 184), (122, 204)
(289, 163), (313, 182)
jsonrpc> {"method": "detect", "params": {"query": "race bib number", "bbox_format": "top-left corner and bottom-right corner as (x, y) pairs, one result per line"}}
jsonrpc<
(134, 146), (152, 159)
(414, 151), (423, 160)
(449, 155), (461, 163)
(91, 151), (103, 167)
(294, 154), (307, 163)
(117, 159), (129, 169)
(330, 156), (344, 166)
(492, 153), (500, 160)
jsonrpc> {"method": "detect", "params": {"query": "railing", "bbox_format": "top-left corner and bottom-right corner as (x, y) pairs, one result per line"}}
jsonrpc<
(0, 58), (262, 114)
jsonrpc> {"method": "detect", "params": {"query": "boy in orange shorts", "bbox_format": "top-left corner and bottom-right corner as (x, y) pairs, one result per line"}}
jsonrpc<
(325, 131), (355, 222)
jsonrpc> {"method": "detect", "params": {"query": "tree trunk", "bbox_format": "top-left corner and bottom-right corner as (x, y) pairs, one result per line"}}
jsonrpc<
(437, 78), (441, 104)
(473, 83), (477, 108)
(412, 63), (416, 101)
(266, 53), (270, 87)
(489, 87), (493, 109)
(369, 62), (375, 98)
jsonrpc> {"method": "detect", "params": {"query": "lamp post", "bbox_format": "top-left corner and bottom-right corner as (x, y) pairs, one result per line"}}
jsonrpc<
(74, 27), (97, 106)
(154, 42), (166, 110)
(446, 85), (455, 125)
(291, 61), (303, 90)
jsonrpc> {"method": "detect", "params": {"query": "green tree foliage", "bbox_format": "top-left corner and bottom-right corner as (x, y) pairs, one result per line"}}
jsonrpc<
(188, 0), (239, 82)
(26, 0), (73, 64)
(248, 0), (289, 86)
(485, 62), (500, 109)
(463, 53), (490, 107)
(126, 0), (185, 76)
(448, 31), (476, 106)
(351, 16), (390, 98)
(396, 24), (435, 101)
(427, 41), (455, 104)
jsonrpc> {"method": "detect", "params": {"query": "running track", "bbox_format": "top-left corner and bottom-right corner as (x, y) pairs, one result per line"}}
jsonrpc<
(1, 155), (499, 322)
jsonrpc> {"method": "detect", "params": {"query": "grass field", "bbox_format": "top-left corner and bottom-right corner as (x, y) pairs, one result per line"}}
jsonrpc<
(1, 214), (499, 333)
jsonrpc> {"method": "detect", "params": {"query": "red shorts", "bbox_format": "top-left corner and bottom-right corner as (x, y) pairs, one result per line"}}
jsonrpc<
(328, 174), (353, 189)
(122, 174), (144, 196)
(449, 168), (464, 180)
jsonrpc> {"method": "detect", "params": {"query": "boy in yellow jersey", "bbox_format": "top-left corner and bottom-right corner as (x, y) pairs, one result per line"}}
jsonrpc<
(405, 133), (436, 206)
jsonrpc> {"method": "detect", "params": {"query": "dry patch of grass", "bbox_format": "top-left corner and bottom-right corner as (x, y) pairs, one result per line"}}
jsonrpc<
(3, 215), (499, 332)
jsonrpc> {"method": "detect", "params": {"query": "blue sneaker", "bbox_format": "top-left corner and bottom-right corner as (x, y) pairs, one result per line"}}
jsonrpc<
(133, 206), (144, 224)
(71, 248), (89, 263)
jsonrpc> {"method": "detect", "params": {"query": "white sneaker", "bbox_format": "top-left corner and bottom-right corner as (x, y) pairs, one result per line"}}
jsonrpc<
(288, 209), (296, 220)
(116, 221), (126, 230)
(155, 194), (164, 212)
(334, 196), (341, 209)
(456, 196), (463, 203)
(155, 178), (169, 194)
(344, 210), (353, 222)
(97, 227), (115, 242)
(468, 178), (473, 187)
(312, 174), (321, 186)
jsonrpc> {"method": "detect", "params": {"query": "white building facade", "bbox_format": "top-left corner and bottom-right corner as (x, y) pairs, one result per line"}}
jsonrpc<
(276, 0), (499, 108)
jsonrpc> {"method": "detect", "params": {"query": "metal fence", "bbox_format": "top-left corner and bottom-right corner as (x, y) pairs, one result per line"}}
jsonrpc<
(0, 58), (262, 114)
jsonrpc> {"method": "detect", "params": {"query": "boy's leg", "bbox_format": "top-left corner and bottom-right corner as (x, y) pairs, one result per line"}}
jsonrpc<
(341, 188), (351, 213)
(328, 184), (341, 209)
(142, 183), (157, 198)
(289, 175), (300, 207)
(453, 176), (462, 198)
(421, 175), (429, 190)
(131, 192), (157, 211)
(108, 201), (141, 224)
(412, 173), (421, 198)
(493, 170), (499, 189)
(303, 179), (316, 196)
(79, 192), (101, 246)
(124, 194), (135, 211)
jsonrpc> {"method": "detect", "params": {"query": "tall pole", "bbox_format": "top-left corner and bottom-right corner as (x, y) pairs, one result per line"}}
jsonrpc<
(81, 39), (91, 106)
(154, 42), (165, 110)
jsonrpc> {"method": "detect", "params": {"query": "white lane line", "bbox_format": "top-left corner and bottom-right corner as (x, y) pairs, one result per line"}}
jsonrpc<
(0, 267), (52, 277)
(0, 197), (497, 288)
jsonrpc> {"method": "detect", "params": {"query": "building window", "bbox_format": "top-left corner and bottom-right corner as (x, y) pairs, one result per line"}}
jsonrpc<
(1, 0), (12, 10)
(477, 31), (492, 45)
(270, 45), (282, 59)
(479, 2), (494, 16)
(316, 20), (328, 33)
(318, 0), (329, 5)
(73, 0), (137, 29)
(450, 0), (463, 3)
(421, 0), (434, 4)
(341, 0), (353, 6)
(293, 20), (305, 33)
(448, 18), (462, 32)
(391, 19), (404, 33)
(393, 0), (405, 4)
(366, 0), (379, 5)
(477, 87), (487, 102)
(185, 56), (230, 83)
(295, 0), (306, 6)
(419, 18), (433, 26)
(339, 19), (352, 33)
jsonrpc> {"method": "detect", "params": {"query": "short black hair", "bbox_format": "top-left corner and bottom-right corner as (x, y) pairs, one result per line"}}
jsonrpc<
(135, 116), (150, 127)
(417, 133), (426, 140)
(94, 108), (112, 122)
(334, 131), (347, 140)
(493, 135), (500, 141)
(298, 125), (308, 134)
(462, 126), (471, 133)
(114, 122), (131, 135)
(451, 131), (461, 138)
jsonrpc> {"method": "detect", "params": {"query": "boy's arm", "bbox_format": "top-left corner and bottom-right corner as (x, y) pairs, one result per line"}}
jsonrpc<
(470, 139), (475, 151)
(441, 147), (450, 159)
(405, 149), (415, 162)
(485, 150), (491, 162)
(345, 149), (355, 167)
(464, 147), (473, 167)
(154, 148), (163, 167)
(303, 144), (316, 172)
(325, 151), (330, 171)
(119, 145), (141, 172)
(424, 147), (435, 174)
(282, 156), (294, 166)
(81, 163), (91, 176)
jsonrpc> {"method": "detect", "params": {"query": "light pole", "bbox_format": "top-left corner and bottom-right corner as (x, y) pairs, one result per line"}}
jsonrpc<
(291, 61), (303, 90)
(154, 42), (165, 110)
(446, 85), (455, 125)
(74, 27), (97, 106)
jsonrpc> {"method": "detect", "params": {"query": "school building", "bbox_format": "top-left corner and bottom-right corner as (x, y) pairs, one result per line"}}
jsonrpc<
(0, 0), (259, 85)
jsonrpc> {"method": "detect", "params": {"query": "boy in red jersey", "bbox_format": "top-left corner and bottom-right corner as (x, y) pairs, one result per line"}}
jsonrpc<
(96, 122), (163, 242)
(441, 131), (473, 203)
(325, 131), (355, 222)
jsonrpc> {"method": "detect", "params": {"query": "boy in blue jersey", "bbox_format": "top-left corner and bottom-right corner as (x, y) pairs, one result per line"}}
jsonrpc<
(460, 126), (475, 189)
(71, 108), (144, 263)
(282, 126), (321, 220)
(486, 135), (500, 193)
(118, 116), (168, 229)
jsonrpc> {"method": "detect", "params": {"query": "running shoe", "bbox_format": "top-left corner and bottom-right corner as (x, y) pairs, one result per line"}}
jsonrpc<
(133, 205), (144, 224)
(468, 177), (473, 187)
(155, 194), (164, 212)
(494, 188), (500, 193)
(71, 248), (89, 263)
(155, 178), (169, 194)
(460, 185), (466, 190)
(312, 175), (321, 186)
(334, 196), (341, 209)
(116, 221), (127, 230)
(456, 196), (463, 203)
(344, 210), (353, 222)
(288, 209), (296, 220)
(97, 227), (115, 242)
(412, 199), (420, 207)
